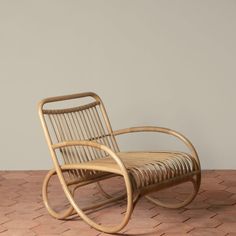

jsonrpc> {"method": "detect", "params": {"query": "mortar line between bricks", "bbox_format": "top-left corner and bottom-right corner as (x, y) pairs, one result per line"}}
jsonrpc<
(4, 210), (16, 216)
(215, 222), (223, 228)
(32, 214), (44, 220)
(0, 217), (12, 225)
(210, 213), (217, 219)
(187, 226), (195, 233)
(34, 206), (45, 211)
(61, 228), (71, 234)
(0, 229), (8, 234)
(153, 222), (162, 228)
(182, 217), (191, 223)
(150, 213), (159, 218)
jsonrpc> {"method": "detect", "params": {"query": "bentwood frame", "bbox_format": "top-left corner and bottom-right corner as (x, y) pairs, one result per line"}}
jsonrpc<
(38, 92), (201, 234)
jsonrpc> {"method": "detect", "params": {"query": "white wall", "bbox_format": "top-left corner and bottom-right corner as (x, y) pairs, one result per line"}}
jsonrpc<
(0, 0), (236, 170)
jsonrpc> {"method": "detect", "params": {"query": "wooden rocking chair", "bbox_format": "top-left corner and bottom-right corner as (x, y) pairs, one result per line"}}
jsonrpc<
(38, 92), (201, 234)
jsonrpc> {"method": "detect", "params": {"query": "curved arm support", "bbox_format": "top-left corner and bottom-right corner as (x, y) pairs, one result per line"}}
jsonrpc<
(52, 140), (127, 175)
(50, 140), (133, 233)
(113, 126), (200, 168)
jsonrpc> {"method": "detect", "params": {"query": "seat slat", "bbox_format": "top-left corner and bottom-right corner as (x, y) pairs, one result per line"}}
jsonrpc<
(77, 151), (198, 189)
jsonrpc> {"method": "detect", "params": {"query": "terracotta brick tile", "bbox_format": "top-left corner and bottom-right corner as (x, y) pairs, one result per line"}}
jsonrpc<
(176, 192), (206, 201)
(42, 234), (63, 236)
(61, 219), (90, 230)
(185, 200), (211, 209)
(0, 175), (5, 182)
(189, 227), (227, 235)
(226, 187), (236, 194)
(201, 190), (236, 206)
(131, 208), (158, 219)
(230, 193), (236, 198)
(205, 197), (236, 206)
(6, 211), (43, 220)
(2, 172), (30, 180)
(217, 222), (236, 233)
(200, 182), (227, 191)
(122, 217), (159, 234)
(202, 170), (220, 179)
(0, 199), (17, 207)
(2, 219), (39, 230)
(220, 180), (236, 187)
(61, 228), (99, 236)
(154, 222), (193, 234)
(0, 179), (27, 186)
(25, 175), (44, 183)
(31, 223), (69, 235)
(0, 229), (36, 236)
(185, 217), (221, 228)
(124, 221), (162, 235)
(0, 225), (7, 233)
(152, 206), (186, 214)
(129, 216), (158, 227)
(0, 206), (15, 215)
(33, 214), (65, 226)
(0, 192), (20, 200)
(28, 170), (47, 176)
(96, 212), (128, 225)
(181, 208), (217, 218)
(17, 184), (41, 192)
(219, 175), (236, 183)
(208, 205), (236, 215)
(213, 212), (236, 223)
(217, 170), (236, 175)
(201, 190), (232, 199)
(124, 227), (163, 235)
(134, 198), (155, 210)
(38, 234), (61, 236)
(202, 177), (222, 184)
(177, 193), (211, 209)
(164, 233), (190, 236)
(153, 212), (189, 223)
(0, 215), (10, 225)
(10, 202), (43, 214)
(172, 186), (192, 194)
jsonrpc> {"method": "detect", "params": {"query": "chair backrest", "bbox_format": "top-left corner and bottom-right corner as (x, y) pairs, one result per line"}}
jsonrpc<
(38, 92), (119, 166)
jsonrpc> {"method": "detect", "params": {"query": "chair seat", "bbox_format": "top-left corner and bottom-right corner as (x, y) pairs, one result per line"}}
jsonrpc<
(80, 151), (198, 190)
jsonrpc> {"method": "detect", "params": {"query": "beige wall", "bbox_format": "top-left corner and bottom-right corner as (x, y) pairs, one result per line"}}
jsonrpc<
(0, 0), (236, 170)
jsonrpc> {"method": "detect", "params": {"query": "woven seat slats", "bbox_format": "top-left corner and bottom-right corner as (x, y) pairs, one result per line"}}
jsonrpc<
(77, 151), (198, 190)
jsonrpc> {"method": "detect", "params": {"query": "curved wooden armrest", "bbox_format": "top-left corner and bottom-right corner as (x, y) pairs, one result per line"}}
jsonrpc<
(52, 140), (128, 176)
(113, 126), (200, 167)
(47, 140), (134, 232)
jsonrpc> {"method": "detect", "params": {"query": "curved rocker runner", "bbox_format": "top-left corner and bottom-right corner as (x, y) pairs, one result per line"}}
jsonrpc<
(38, 92), (201, 234)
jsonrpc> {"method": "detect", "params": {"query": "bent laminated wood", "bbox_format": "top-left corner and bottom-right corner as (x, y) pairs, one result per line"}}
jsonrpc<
(38, 92), (201, 233)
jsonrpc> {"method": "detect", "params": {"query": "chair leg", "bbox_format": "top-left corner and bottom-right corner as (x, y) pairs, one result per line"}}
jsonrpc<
(42, 169), (74, 219)
(145, 173), (201, 209)
(65, 182), (134, 233)
(46, 166), (134, 234)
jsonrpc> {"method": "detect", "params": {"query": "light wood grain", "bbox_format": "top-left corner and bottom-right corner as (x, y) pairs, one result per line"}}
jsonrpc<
(38, 92), (201, 233)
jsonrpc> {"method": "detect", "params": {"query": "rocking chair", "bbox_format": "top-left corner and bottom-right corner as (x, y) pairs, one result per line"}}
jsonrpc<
(38, 92), (201, 234)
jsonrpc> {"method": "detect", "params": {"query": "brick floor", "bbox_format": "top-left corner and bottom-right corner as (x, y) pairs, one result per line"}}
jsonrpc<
(0, 170), (236, 235)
